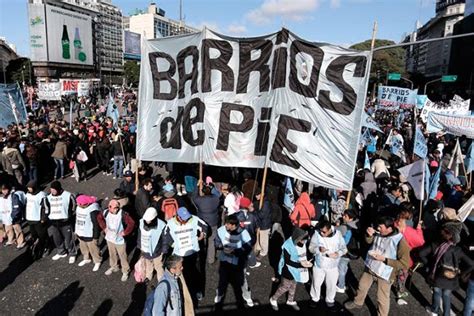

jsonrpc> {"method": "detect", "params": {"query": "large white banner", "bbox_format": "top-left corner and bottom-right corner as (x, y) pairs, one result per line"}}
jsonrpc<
(137, 29), (370, 190)
(45, 5), (93, 65)
(28, 3), (48, 62)
(38, 82), (61, 101)
(377, 86), (418, 111)
(427, 112), (474, 138)
(420, 95), (470, 122)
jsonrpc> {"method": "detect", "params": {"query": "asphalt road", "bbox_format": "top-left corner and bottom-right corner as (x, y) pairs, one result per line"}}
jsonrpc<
(0, 171), (469, 315)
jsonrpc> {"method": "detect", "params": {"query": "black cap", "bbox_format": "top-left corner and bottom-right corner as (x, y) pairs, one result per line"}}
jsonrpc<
(124, 170), (133, 177)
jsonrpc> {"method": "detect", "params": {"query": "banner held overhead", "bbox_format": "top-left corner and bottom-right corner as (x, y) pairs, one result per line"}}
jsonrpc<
(137, 28), (371, 190)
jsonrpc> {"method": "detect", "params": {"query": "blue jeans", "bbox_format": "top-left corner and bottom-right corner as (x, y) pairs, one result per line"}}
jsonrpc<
(28, 166), (38, 183)
(337, 257), (350, 289)
(54, 158), (64, 179)
(432, 287), (452, 316)
(464, 279), (474, 316)
(113, 156), (124, 177)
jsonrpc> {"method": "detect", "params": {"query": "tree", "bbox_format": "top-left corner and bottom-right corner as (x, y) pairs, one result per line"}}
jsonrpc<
(6, 58), (34, 85)
(124, 60), (140, 87)
(350, 39), (406, 84)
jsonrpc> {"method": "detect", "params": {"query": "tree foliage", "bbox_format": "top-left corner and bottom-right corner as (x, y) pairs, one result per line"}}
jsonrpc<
(350, 39), (406, 82)
(6, 58), (33, 85)
(124, 60), (140, 87)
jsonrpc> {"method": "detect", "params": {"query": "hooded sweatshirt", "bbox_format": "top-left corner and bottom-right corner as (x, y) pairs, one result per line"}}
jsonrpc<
(289, 192), (315, 228)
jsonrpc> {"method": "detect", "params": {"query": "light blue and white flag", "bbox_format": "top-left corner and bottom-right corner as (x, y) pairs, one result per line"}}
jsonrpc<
(425, 163), (441, 200)
(362, 111), (383, 133)
(283, 177), (295, 212)
(364, 150), (371, 170)
(465, 142), (474, 173)
(106, 92), (119, 127)
(0, 83), (27, 128)
(414, 126), (428, 158)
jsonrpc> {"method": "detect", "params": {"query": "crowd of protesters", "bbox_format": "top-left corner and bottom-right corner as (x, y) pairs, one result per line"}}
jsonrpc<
(0, 88), (473, 316)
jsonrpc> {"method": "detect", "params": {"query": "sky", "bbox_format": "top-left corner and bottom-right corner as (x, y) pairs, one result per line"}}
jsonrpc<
(0, 0), (436, 57)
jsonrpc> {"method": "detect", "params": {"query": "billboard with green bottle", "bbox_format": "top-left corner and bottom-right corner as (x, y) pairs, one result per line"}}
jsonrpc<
(45, 5), (93, 66)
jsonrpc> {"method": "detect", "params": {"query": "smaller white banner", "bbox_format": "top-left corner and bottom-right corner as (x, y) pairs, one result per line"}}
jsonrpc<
(377, 86), (418, 111)
(38, 82), (61, 101)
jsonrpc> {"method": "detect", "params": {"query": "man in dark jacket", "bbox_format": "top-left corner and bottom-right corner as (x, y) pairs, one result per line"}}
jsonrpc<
(119, 170), (135, 196)
(192, 183), (221, 264)
(135, 178), (153, 219)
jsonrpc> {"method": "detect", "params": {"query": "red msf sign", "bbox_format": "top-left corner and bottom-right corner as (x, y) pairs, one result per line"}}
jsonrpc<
(62, 80), (79, 93)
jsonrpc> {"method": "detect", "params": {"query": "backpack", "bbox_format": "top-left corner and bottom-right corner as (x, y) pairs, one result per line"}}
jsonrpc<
(161, 198), (178, 220)
(143, 279), (172, 316)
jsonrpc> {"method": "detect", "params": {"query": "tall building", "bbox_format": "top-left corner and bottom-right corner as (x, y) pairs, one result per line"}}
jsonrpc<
(128, 3), (197, 40)
(403, 0), (465, 78)
(28, 0), (123, 84)
(449, 5), (474, 102)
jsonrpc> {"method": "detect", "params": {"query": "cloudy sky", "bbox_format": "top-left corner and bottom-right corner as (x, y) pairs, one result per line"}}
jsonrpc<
(0, 0), (436, 57)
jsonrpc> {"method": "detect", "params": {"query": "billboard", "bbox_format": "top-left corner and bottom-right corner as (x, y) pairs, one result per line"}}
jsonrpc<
(28, 3), (48, 62)
(124, 31), (141, 60)
(45, 5), (93, 65)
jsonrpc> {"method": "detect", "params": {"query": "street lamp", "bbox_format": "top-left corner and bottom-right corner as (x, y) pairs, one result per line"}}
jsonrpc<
(424, 77), (442, 94)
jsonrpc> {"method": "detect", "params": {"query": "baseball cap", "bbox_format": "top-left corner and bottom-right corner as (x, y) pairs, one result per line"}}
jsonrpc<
(143, 207), (158, 222)
(177, 207), (192, 221)
(123, 170), (133, 177)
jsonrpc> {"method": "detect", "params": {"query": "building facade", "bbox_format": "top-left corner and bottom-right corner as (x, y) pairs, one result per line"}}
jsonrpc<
(403, 0), (465, 78)
(28, 0), (123, 84)
(127, 3), (197, 40)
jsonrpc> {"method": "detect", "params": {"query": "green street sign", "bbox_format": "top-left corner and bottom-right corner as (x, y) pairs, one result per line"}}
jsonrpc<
(442, 75), (457, 82)
(388, 73), (401, 81)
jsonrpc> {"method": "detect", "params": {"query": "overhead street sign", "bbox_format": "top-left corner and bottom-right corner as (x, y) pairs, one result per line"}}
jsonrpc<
(388, 73), (401, 81)
(442, 75), (457, 82)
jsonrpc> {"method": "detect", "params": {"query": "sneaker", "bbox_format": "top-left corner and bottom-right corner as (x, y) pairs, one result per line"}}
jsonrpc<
(269, 298), (278, 311)
(196, 292), (203, 301)
(92, 263), (101, 272)
(102, 172), (106, 175)
(397, 291), (409, 299)
(69, 256), (76, 264)
(425, 306), (438, 316)
(249, 262), (261, 269)
(121, 272), (129, 282)
(113, 176), (116, 179)
(336, 286), (346, 294)
(78, 259), (92, 267)
(309, 299), (319, 309)
(52, 253), (67, 261)
(286, 301), (300, 311)
(397, 299), (408, 305)
(105, 267), (119, 275)
(214, 293), (223, 304)
(344, 301), (363, 310)
(244, 297), (254, 307)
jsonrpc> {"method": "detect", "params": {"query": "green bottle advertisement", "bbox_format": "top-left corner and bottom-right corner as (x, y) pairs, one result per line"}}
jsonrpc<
(74, 27), (86, 62)
(62, 24), (70, 59)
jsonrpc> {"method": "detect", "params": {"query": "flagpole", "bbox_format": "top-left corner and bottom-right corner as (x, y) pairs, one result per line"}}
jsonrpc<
(419, 158), (426, 223)
(346, 21), (378, 210)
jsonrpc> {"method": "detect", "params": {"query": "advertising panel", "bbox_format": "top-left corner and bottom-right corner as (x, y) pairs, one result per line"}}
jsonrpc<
(28, 3), (48, 62)
(45, 5), (93, 65)
(124, 31), (141, 60)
